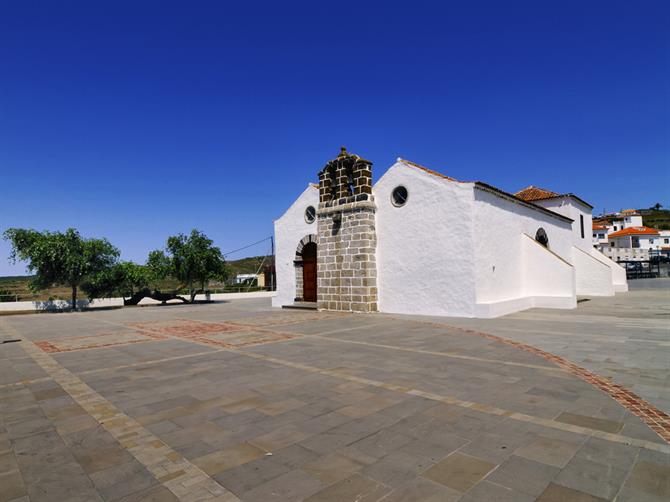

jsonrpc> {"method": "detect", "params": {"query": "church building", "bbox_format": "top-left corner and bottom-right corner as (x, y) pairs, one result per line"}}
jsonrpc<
(272, 148), (627, 318)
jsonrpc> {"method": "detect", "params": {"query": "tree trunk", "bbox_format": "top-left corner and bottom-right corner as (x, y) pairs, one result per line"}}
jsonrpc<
(71, 285), (77, 312)
(123, 288), (190, 306)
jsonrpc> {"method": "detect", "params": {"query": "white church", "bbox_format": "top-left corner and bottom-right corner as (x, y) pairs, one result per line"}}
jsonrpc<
(272, 148), (627, 318)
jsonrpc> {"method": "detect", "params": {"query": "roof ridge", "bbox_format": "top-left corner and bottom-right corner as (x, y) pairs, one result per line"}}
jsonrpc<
(397, 158), (458, 182)
(514, 185), (560, 200)
(608, 226), (659, 237)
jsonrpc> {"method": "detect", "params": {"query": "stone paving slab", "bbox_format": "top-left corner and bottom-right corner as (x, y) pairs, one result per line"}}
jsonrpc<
(429, 287), (670, 415)
(1, 291), (669, 501)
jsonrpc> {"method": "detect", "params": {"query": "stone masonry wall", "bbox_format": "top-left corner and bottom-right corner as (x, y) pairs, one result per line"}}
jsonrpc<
(317, 148), (378, 312)
(294, 263), (304, 301)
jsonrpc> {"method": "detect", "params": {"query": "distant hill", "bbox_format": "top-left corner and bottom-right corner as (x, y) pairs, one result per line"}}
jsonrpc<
(638, 209), (670, 230)
(0, 255), (274, 302)
(228, 255), (273, 276)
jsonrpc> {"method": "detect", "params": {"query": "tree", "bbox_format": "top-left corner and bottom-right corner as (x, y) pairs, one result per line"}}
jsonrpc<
(83, 259), (193, 306)
(652, 202), (663, 211)
(82, 261), (149, 302)
(151, 229), (228, 302)
(3, 228), (119, 310)
(146, 249), (171, 287)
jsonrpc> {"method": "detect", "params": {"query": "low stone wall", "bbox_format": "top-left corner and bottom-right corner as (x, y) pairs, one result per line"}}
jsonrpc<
(0, 297), (124, 313)
(0, 291), (275, 314)
(601, 247), (650, 261)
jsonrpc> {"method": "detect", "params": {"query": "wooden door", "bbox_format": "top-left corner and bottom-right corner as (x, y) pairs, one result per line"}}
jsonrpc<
(302, 242), (317, 302)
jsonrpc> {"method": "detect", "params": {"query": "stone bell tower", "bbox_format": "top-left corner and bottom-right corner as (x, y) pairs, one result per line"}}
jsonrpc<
(317, 147), (378, 312)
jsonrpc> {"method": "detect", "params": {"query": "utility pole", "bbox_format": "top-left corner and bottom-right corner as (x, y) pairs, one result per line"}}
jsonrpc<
(270, 236), (275, 291)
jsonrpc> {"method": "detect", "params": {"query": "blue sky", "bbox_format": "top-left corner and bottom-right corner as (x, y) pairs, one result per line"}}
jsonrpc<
(1, 1), (668, 275)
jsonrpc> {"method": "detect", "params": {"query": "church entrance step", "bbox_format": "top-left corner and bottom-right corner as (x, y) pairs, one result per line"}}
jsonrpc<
(283, 302), (317, 310)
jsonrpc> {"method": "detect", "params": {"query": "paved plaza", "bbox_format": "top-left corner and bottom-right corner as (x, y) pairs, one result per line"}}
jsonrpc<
(1, 288), (669, 502)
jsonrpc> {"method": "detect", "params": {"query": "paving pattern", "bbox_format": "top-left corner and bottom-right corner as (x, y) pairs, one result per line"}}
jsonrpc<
(426, 285), (670, 414)
(0, 291), (669, 502)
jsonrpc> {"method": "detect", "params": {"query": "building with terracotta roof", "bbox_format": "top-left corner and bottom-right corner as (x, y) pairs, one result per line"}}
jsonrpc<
(608, 226), (659, 248)
(273, 149), (627, 319)
(592, 223), (610, 248)
(589, 209), (660, 257)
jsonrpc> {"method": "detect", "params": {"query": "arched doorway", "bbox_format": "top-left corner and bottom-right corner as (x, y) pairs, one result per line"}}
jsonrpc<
(301, 242), (317, 302)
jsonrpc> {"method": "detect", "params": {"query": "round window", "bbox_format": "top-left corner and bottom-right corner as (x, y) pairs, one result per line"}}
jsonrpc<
(305, 206), (316, 223)
(391, 186), (408, 207)
(535, 228), (549, 248)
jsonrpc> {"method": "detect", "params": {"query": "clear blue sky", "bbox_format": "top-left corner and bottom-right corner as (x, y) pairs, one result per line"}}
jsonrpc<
(1, 1), (668, 275)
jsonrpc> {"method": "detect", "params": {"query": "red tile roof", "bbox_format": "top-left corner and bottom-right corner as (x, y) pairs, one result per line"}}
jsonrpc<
(608, 227), (659, 238)
(593, 224), (608, 231)
(514, 186), (560, 202)
(515, 185), (594, 209)
(398, 159), (573, 223)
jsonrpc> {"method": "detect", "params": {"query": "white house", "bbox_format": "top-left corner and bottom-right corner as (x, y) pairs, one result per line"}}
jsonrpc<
(660, 230), (670, 251)
(612, 210), (644, 232)
(593, 223), (609, 249)
(273, 149), (627, 318)
(591, 209), (666, 260)
(608, 226), (660, 250)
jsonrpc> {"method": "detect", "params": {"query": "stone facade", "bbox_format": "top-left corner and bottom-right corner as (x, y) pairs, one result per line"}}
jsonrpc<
(317, 148), (378, 312)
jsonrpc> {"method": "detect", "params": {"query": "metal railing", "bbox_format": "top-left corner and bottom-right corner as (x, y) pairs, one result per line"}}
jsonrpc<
(616, 260), (663, 280)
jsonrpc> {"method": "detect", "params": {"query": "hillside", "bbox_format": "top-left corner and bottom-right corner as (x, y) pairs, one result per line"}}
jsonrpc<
(0, 254), (275, 302)
(638, 209), (670, 230)
(228, 255), (273, 276)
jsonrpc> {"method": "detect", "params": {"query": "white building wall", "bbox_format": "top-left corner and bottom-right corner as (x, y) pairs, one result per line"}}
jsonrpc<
(272, 185), (319, 308)
(641, 235), (659, 250)
(533, 197), (593, 252)
(572, 246), (615, 296)
(589, 248), (628, 292)
(660, 231), (670, 249)
(623, 215), (643, 228)
(374, 162), (477, 317)
(533, 197), (628, 295)
(472, 187), (574, 307)
(592, 229), (609, 249)
(610, 234), (659, 250)
(520, 234), (576, 307)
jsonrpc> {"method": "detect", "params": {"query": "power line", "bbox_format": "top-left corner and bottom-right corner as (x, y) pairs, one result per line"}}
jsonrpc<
(223, 236), (272, 257)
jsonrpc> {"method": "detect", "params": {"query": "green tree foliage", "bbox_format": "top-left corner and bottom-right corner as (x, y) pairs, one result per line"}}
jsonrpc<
(146, 249), (172, 287)
(3, 228), (119, 309)
(150, 229), (228, 302)
(82, 261), (149, 300)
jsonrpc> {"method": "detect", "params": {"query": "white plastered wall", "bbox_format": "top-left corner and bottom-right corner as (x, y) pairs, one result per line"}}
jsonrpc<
(572, 246), (615, 296)
(534, 197), (627, 294)
(472, 187), (575, 316)
(374, 162), (477, 317)
(473, 234), (576, 318)
(589, 248), (628, 292)
(272, 185), (319, 308)
(533, 196), (593, 252)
